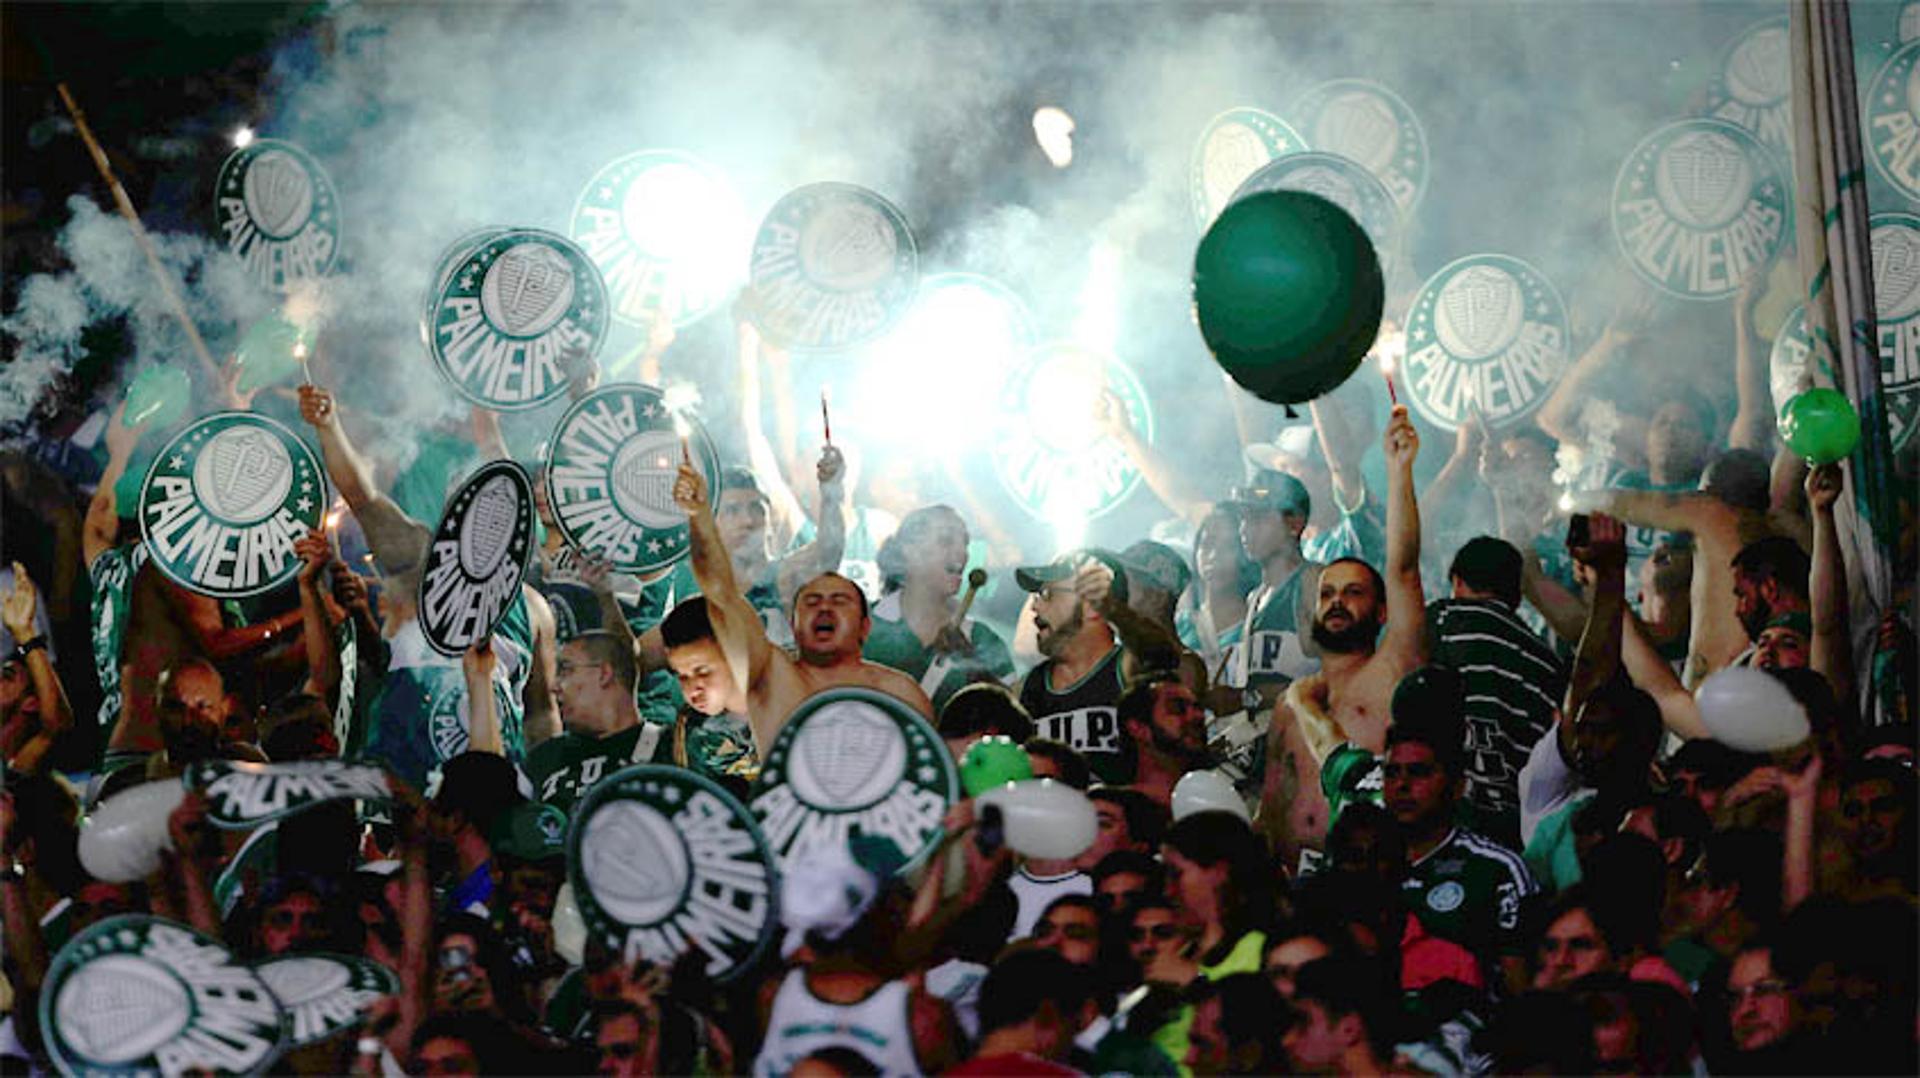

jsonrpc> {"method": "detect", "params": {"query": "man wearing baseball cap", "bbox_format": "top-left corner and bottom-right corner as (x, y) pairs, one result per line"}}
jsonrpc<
(1015, 549), (1169, 785)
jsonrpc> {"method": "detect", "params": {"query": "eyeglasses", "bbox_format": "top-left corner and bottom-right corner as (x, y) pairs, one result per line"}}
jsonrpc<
(1036, 585), (1073, 603)
(1129, 923), (1180, 942)
(1728, 979), (1790, 1005)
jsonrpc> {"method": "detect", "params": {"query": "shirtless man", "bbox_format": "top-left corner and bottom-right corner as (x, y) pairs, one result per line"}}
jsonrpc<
(1260, 405), (1425, 868)
(673, 452), (933, 752)
(84, 404), (307, 766)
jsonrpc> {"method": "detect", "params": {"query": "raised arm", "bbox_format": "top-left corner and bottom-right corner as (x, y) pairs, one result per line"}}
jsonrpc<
(673, 451), (772, 698)
(1804, 464), (1855, 706)
(1310, 391), (1373, 518)
(1728, 279), (1773, 452)
(298, 384), (379, 512)
(291, 532), (342, 703)
(1563, 513), (1628, 747)
(1, 567), (72, 752)
(738, 320), (808, 548)
(461, 640), (503, 756)
(774, 445), (849, 603)
(84, 402), (150, 565)
(1097, 388), (1210, 524)
(1621, 612), (1711, 740)
(1380, 404), (1426, 668)
(1538, 289), (1656, 473)
(520, 586), (559, 747)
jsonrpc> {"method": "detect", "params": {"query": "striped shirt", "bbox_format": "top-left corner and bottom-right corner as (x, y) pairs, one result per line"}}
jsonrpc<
(1425, 599), (1568, 849)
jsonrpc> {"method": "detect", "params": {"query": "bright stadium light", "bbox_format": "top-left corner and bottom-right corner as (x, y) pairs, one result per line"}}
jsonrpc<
(1033, 106), (1075, 168)
(232, 126), (255, 149)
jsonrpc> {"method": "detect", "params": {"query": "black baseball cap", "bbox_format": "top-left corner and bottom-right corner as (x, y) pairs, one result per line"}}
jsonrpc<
(1014, 548), (1130, 606)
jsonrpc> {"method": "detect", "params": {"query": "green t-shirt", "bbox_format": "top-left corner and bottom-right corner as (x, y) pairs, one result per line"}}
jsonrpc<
(862, 604), (1014, 712)
(1402, 828), (1539, 960)
(1322, 742), (1384, 826)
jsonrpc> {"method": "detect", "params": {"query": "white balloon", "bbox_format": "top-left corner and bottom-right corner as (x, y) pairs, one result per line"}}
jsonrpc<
(1695, 666), (1810, 752)
(976, 779), (1098, 860)
(78, 778), (184, 883)
(1171, 769), (1250, 823)
(552, 882), (586, 966)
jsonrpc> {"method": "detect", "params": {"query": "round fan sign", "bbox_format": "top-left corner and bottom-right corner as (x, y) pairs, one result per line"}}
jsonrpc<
(213, 138), (340, 294)
(1401, 254), (1570, 431)
(749, 688), (958, 873)
(1292, 79), (1428, 215)
(1768, 212), (1920, 452)
(747, 182), (918, 351)
(419, 460), (535, 657)
(1706, 17), (1791, 155)
(138, 412), (327, 598)
(989, 343), (1153, 525)
(568, 765), (779, 982)
(41, 914), (286, 1076)
(1868, 41), (1920, 203)
(426, 228), (609, 411)
(570, 149), (745, 331)
(544, 385), (722, 574)
(1188, 106), (1307, 229)
(1612, 117), (1788, 300)
(420, 227), (510, 351)
(1229, 150), (1401, 280)
(257, 953), (397, 1049)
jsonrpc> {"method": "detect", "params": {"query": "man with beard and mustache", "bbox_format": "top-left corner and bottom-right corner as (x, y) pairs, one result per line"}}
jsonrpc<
(1118, 676), (1209, 807)
(1259, 406), (1426, 870)
(1014, 550), (1140, 785)
(673, 455), (932, 752)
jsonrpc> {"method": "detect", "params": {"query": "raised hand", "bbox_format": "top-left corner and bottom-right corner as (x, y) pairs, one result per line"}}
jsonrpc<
(293, 530), (332, 584)
(1073, 557), (1115, 611)
(1570, 511), (1627, 573)
(2, 562), (39, 640)
(1805, 462), (1844, 513)
(672, 448), (710, 514)
(1384, 403), (1420, 472)
(817, 444), (846, 488)
(298, 384), (339, 432)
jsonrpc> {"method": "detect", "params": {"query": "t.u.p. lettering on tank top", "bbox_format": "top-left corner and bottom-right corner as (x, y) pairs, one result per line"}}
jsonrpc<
(1036, 706), (1119, 755)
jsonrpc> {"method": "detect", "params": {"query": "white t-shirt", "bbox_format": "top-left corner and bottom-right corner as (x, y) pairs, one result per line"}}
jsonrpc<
(1007, 866), (1092, 940)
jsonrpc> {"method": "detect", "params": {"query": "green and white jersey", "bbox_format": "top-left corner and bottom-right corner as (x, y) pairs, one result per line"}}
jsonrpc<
(675, 708), (758, 781)
(1232, 563), (1321, 691)
(364, 617), (529, 788)
(527, 723), (660, 815)
(1019, 645), (1128, 784)
(88, 542), (147, 734)
(1402, 827), (1539, 961)
(862, 594), (1015, 711)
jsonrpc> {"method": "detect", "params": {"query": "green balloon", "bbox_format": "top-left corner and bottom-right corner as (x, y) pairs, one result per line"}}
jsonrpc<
(1780, 387), (1861, 465)
(123, 365), (191, 428)
(234, 315), (312, 393)
(960, 736), (1033, 797)
(1193, 190), (1384, 406)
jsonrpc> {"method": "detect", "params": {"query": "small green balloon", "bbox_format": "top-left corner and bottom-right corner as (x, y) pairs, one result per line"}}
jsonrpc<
(1780, 387), (1861, 465)
(960, 735), (1033, 797)
(123, 365), (191, 428)
(1193, 189), (1384, 407)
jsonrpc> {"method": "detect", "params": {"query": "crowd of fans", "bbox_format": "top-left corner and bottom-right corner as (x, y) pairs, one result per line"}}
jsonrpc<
(1, 285), (1916, 1077)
